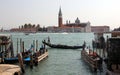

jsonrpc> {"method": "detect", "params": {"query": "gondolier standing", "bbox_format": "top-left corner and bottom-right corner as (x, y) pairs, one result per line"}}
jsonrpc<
(48, 36), (50, 44)
(43, 40), (46, 49)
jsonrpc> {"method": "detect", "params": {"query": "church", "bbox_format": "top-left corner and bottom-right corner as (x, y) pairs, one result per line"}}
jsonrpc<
(47, 8), (91, 32)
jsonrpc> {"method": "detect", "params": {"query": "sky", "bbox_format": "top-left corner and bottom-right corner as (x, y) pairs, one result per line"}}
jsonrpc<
(0, 0), (120, 30)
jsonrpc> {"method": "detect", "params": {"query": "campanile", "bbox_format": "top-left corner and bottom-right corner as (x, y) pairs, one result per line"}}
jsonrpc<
(58, 7), (63, 27)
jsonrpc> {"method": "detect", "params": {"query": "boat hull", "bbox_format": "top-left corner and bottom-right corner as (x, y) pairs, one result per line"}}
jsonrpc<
(4, 57), (18, 64)
(42, 41), (83, 49)
(81, 50), (102, 72)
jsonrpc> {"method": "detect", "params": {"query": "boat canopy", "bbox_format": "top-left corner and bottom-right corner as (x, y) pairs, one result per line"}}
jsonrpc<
(0, 34), (11, 44)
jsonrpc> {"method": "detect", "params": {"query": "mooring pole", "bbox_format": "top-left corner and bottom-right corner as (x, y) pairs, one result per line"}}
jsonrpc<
(33, 40), (35, 53)
(30, 54), (33, 69)
(20, 38), (22, 53)
(22, 41), (24, 53)
(18, 53), (25, 73)
(36, 40), (38, 51)
(106, 35), (109, 58)
(17, 38), (18, 54)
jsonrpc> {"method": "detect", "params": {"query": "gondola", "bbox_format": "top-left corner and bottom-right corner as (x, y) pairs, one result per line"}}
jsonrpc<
(42, 41), (84, 49)
(81, 48), (102, 72)
(4, 57), (18, 64)
(23, 57), (31, 64)
(24, 47), (48, 65)
(4, 50), (32, 64)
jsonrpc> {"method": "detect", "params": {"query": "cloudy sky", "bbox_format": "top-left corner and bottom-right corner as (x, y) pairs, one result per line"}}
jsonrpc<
(0, 0), (120, 30)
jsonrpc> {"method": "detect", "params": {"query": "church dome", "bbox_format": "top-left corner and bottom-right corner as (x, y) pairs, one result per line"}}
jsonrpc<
(75, 17), (80, 24)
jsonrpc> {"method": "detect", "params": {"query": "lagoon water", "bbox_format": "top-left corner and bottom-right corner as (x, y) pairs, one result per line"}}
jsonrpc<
(1, 32), (106, 75)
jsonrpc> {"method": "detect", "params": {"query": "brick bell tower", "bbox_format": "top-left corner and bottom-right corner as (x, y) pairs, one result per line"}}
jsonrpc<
(58, 7), (63, 27)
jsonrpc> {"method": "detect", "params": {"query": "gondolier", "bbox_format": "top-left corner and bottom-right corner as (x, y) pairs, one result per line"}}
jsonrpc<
(48, 36), (50, 44)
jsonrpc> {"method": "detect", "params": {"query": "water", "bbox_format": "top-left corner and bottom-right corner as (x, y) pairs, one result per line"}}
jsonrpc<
(1, 32), (105, 75)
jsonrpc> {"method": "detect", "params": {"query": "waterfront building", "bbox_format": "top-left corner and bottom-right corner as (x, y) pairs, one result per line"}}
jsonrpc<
(91, 26), (110, 33)
(47, 7), (91, 33)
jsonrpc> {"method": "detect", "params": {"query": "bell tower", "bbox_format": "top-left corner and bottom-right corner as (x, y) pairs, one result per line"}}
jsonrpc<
(58, 7), (63, 27)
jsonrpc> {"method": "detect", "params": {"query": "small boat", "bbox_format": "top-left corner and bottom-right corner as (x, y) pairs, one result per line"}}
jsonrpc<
(0, 34), (11, 45)
(24, 47), (48, 65)
(23, 57), (31, 64)
(42, 41), (84, 49)
(0, 34), (14, 63)
(24, 32), (30, 35)
(4, 57), (18, 64)
(33, 49), (48, 65)
(81, 48), (102, 72)
(4, 49), (32, 64)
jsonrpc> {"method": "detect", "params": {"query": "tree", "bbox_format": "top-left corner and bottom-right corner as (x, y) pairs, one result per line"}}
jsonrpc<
(37, 24), (40, 28)
(24, 23), (28, 29)
(32, 24), (35, 28)
(21, 25), (24, 29)
(28, 23), (32, 28)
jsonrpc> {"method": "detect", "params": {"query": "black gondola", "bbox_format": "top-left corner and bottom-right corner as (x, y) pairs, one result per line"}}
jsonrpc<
(4, 57), (18, 64)
(42, 41), (84, 49)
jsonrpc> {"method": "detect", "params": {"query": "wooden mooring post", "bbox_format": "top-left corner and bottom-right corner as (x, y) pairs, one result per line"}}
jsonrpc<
(33, 40), (35, 53)
(20, 38), (22, 53)
(16, 38), (18, 55)
(36, 40), (38, 51)
(22, 41), (24, 53)
(18, 53), (25, 73)
(30, 54), (33, 69)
